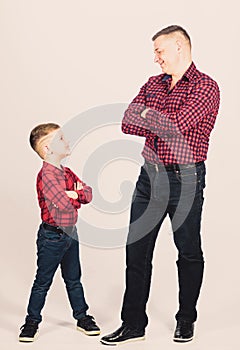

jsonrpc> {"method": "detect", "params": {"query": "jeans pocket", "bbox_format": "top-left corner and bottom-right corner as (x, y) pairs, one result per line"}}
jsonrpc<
(135, 166), (151, 198)
(176, 170), (198, 184)
(40, 230), (65, 243)
(176, 166), (206, 190)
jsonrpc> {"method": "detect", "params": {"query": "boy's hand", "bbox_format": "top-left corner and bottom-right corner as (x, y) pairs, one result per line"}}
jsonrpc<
(65, 183), (83, 199)
(65, 181), (83, 199)
(65, 190), (78, 199)
(74, 182), (83, 191)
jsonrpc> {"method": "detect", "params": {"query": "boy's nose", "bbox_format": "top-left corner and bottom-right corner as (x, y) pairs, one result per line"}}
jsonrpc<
(64, 138), (70, 147)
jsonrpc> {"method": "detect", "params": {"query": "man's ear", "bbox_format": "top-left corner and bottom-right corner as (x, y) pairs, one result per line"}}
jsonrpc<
(176, 39), (182, 53)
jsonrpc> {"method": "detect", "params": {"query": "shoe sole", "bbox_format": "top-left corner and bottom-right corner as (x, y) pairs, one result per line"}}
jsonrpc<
(100, 336), (145, 346)
(77, 326), (101, 336)
(19, 331), (39, 342)
(173, 336), (194, 343)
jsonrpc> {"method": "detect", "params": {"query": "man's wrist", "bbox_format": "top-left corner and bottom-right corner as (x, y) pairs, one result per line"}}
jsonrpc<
(141, 108), (150, 119)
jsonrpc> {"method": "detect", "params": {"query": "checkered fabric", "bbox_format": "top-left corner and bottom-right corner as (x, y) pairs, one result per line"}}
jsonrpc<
(122, 62), (220, 164)
(37, 162), (92, 226)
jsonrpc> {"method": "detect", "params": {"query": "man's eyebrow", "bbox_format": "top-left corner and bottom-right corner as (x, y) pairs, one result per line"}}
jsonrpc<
(154, 48), (162, 52)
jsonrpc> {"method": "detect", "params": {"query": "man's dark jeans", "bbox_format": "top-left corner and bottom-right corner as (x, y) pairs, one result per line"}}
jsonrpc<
(26, 224), (88, 324)
(121, 161), (206, 330)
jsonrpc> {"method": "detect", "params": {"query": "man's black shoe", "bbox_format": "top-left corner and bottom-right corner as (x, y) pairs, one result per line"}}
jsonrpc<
(100, 324), (145, 346)
(19, 320), (39, 342)
(173, 320), (194, 342)
(77, 315), (100, 336)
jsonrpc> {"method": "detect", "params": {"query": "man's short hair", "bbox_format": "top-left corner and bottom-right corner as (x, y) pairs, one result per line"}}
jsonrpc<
(152, 25), (191, 47)
(29, 123), (60, 158)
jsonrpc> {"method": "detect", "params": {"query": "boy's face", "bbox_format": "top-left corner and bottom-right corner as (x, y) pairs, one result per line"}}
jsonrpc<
(44, 128), (71, 159)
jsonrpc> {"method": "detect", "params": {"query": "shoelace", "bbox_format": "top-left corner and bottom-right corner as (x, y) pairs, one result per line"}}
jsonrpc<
(82, 315), (96, 326)
(20, 323), (38, 332)
(178, 321), (192, 332)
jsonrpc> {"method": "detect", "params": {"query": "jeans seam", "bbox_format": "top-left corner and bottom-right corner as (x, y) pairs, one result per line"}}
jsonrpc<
(138, 230), (157, 326)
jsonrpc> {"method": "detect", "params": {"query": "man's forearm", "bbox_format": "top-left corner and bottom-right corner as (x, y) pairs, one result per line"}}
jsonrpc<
(122, 104), (150, 137)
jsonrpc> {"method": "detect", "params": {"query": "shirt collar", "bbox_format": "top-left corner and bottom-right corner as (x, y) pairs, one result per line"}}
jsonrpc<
(162, 74), (171, 82)
(161, 62), (198, 83)
(43, 161), (64, 175)
(183, 62), (197, 81)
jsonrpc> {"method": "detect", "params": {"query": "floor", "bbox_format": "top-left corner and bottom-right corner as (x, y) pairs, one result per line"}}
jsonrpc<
(2, 311), (240, 350)
(1, 220), (240, 350)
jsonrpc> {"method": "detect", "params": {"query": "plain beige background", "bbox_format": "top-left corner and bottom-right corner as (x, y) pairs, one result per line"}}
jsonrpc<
(1, 0), (239, 349)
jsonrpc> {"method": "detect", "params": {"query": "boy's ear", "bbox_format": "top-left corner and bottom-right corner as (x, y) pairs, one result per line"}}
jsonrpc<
(43, 144), (52, 157)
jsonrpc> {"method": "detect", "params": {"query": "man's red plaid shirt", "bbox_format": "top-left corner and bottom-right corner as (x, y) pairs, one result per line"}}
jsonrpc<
(122, 62), (220, 164)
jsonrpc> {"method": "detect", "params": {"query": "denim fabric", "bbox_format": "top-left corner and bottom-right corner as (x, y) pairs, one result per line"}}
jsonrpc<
(26, 224), (88, 324)
(121, 161), (206, 330)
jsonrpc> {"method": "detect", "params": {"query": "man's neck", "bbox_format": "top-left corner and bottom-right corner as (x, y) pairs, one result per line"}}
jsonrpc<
(171, 60), (192, 87)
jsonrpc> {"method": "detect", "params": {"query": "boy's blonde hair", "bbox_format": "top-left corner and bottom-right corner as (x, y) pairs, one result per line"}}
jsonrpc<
(29, 123), (60, 159)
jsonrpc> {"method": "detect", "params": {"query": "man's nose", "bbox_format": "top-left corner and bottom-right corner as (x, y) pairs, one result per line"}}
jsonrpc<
(154, 54), (159, 63)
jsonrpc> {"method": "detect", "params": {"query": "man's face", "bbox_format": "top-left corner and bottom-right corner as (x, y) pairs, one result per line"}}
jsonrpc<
(153, 35), (180, 75)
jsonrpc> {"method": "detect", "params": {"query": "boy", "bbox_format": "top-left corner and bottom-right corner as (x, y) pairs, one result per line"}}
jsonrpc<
(19, 123), (100, 342)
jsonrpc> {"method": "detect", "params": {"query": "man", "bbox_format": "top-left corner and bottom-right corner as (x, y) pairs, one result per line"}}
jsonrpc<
(101, 25), (220, 345)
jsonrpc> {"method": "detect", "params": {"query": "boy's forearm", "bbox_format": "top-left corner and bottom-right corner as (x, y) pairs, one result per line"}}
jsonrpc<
(70, 172), (93, 204)
(41, 172), (77, 212)
(77, 186), (92, 204)
(65, 186), (92, 207)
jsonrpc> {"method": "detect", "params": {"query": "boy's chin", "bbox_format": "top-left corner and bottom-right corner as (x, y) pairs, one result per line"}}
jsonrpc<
(65, 151), (71, 156)
(60, 153), (71, 160)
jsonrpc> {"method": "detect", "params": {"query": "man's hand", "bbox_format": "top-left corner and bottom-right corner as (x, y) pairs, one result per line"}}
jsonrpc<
(141, 108), (150, 119)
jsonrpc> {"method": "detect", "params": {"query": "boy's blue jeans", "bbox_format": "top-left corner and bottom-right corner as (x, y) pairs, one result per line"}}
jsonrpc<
(26, 223), (88, 324)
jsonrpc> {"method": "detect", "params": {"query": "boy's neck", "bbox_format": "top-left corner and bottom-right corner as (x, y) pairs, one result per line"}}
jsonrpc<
(44, 158), (63, 170)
